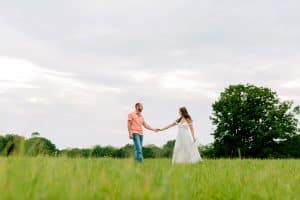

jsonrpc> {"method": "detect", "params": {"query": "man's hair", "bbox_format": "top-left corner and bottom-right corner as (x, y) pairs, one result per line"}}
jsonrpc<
(135, 102), (142, 108)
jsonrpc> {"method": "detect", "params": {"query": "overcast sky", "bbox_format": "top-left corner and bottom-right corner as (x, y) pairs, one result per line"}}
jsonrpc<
(1, 0), (300, 149)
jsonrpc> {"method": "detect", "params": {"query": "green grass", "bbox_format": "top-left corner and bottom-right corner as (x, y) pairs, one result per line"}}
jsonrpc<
(0, 158), (299, 200)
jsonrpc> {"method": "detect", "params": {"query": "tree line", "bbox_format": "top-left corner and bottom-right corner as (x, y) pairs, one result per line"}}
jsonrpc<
(0, 134), (187, 159)
(1, 84), (299, 159)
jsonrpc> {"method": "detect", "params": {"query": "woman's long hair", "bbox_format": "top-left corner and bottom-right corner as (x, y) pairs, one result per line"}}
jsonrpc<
(176, 107), (192, 123)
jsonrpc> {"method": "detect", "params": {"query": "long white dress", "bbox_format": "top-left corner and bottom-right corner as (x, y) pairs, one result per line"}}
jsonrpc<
(172, 122), (202, 164)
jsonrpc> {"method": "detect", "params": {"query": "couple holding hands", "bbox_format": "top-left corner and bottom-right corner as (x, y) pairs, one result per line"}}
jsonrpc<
(128, 103), (202, 163)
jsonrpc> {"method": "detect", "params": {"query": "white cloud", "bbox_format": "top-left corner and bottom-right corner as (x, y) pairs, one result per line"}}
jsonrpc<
(282, 79), (300, 89)
(129, 71), (155, 82)
(27, 97), (51, 105)
(0, 56), (121, 92)
(159, 70), (217, 99)
(0, 56), (123, 108)
(0, 57), (42, 91)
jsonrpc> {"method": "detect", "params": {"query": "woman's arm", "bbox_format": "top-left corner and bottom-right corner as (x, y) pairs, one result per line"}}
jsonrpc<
(188, 122), (196, 142)
(160, 122), (177, 131)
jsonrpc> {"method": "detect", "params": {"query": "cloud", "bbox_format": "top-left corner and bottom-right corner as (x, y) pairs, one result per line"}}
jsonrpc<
(158, 70), (218, 99)
(282, 79), (300, 89)
(0, 56), (122, 105)
(0, 57), (43, 89)
(27, 97), (51, 105)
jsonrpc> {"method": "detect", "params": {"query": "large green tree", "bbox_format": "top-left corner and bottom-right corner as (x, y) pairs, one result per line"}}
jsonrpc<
(25, 136), (57, 156)
(211, 84), (300, 158)
(277, 135), (300, 158)
(0, 134), (25, 156)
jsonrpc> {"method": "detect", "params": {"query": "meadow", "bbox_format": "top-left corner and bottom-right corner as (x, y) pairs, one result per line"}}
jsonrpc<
(0, 158), (299, 200)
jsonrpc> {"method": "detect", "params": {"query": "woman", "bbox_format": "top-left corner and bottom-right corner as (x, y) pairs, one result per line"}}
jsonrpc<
(160, 107), (202, 163)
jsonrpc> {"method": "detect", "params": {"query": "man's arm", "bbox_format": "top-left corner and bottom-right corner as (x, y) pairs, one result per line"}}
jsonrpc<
(128, 114), (133, 139)
(143, 120), (159, 132)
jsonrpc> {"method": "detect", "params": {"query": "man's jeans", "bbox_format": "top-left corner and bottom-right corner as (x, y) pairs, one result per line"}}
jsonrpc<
(133, 133), (143, 162)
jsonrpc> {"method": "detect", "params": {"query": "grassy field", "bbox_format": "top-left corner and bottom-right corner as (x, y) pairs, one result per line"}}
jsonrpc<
(0, 158), (299, 200)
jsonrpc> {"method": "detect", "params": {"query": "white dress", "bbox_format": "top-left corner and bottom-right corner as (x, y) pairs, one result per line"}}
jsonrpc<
(172, 122), (202, 164)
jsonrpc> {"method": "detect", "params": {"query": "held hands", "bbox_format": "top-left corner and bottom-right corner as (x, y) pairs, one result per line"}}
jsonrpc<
(154, 128), (161, 132)
(154, 128), (166, 132)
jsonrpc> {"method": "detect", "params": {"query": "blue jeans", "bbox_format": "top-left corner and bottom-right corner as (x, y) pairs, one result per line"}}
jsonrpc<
(133, 133), (143, 162)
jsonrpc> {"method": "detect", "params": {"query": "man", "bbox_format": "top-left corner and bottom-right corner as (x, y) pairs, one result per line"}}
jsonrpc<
(128, 103), (159, 162)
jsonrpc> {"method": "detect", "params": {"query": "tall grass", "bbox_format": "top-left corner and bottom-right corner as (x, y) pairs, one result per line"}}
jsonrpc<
(0, 158), (299, 200)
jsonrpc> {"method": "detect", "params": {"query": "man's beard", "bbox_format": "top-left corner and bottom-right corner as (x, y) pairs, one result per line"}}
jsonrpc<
(138, 108), (143, 112)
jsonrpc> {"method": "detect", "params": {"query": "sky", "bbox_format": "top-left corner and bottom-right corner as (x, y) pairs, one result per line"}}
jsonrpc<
(0, 0), (300, 149)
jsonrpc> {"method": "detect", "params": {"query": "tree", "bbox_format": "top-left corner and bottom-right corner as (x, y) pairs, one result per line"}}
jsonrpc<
(0, 134), (25, 156)
(162, 140), (175, 158)
(91, 145), (116, 158)
(199, 144), (216, 158)
(0, 135), (7, 153)
(277, 134), (300, 158)
(112, 144), (134, 158)
(143, 145), (162, 158)
(25, 137), (57, 156)
(31, 132), (40, 138)
(59, 148), (91, 158)
(211, 84), (300, 158)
